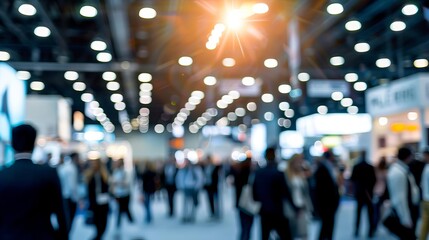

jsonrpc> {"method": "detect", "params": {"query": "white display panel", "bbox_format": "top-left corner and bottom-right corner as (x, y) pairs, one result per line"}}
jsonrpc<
(251, 124), (267, 160)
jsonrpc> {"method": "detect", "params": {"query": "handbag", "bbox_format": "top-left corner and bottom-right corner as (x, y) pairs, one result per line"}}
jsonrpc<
(382, 207), (401, 233)
(238, 175), (261, 215)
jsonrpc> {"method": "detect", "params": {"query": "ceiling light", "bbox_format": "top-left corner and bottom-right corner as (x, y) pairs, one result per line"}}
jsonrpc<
(192, 90), (205, 99)
(0, 51), (10, 61)
(298, 72), (310, 82)
(340, 98), (353, 107)
(247, 102), (257, 112)
(110, 93), (123, 103)
(317, 105), (328, 114)
(89, 101), (99, 109)
(242, 77), (255, 86)
(345, 73), (358, 82)
(102, 71), (116, 81)
(114, 102), (126, 111)
(327, 3), (344, 15)
(188, 97), (201, 105)
(235, 108), (246, 117)
(34, 26), (50, 37)
(81, 93), (93, 102)
(285, 109), (295, 118)
(97, 52), (112, 62)
(73, 82), (86, 91)
(278, 84), (292, 94)
(139, 7), (157, 19)
(140, 83), (153, 92)
(279, 102), (290, 111)
(261, 93), (274, 103)
(376, 58), (391, 68)
(264, 112), (274, 121)
(204, 76), (217, 86)
(252, 3), (269, 14)
(30, 81), (44, 91)
(154, 124), (165, 134)
(408, 112), (418, 121)
(80, 5), (97, 18)
(347, 106), (359, 114)
(90, 40), (107, 51)
(402, 4), (418, 16)
(16, 71), (31, 80)
(378, 117), (388, 126)
(107, 81), (120, 91)
(330, 56), (345, 66)
(225, 9), (245, 30)
(139, 91), (151, 97)
(229, 90), (240, 99)
(64, 71), (79, 81)
(390, 21), (406, 31)
(223, 58), (236, 67)
(18, 4), (37, 16)
(354, 82), (367, 91)
(222, 95), (233, 104)
(331, 91), (344, 101)
(264, 58), (278, 68)
(139, 108), (150, 116)
(345, 20), (361, 31)
(354, 42), (370, 53)
(217, 100), (228, 109)
(138, 73), (152, 82)
(140, 96), (152, 104)
(178, 56), (193, 66)
(206, 42), (217, 50)
(414, 59), (429, 68)
(228, 112), (237, 121)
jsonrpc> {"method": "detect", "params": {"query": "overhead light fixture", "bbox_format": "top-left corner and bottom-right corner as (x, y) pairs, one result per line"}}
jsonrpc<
(345, 20), (361, 31)
(139, 7), (157, 19)
(390, 21), (406, 31)
(106, 81), (120, 91)
(264, 112), (274, 121)
(298, 72), (310, 82)
(235, 108), (246, 117)
(327, 3), (344, 15)
(252, 3), (269, 14)
(414, 59), (429, 68)
(217, 100), (228, 109)
(138, 73), (152, 82)
(96, 52), (112, 62)
(34, 26), (51, 37)
(376, 58), (391, 68)
(317, 105), (328, 114)
(114, 102), (126, 111)
(242, 76), (255, 86)
(264, 58), (278, 68)
(80, 5), (98, 18)
(0, 51), (10, 61)
(279, 102), (290, 111)
(18, 4), (37, 16)
(347, 106), (359, 114)
(73, 82), (86, 91)
(378, 117), (388, 126)
(16, 71), (31, 80)
(247, 102), (257, 112)
(227, 112), (238, 121)
(110, 93), (123, 103)
(229, 90), (240, 99)
(285, 109), (295, 118)
(206, 42), (217, 50)
(278, 84), (292, 94)
(225, 9), (245, 30)
(223, 58), (236, 67)
(154, 124), (165, 134)
(261, 93), (274, 103)
(330, 56), (345, 66)
(204, 76), (217, 86)
(354, 82), (367, 91)
(408, 112), (418, 121)
(140, 83), (153, 92)
(90, 40), (107, 51)
(64, 71), (79, 81)
(81, 93), (94, 102)
(345, 73), (358, 82)
(354, 42), (370, 53)
(30, 81), (44, 91)
(178, 56), (193, 66)
(340, 98), (353, 107)
(102, 71), (116, 81)
(331, 91), (344, 101)
(402, 4), (418, 16)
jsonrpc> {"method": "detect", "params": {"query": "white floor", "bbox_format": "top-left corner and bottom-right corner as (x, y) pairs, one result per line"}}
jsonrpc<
(70, 186), (397, 240)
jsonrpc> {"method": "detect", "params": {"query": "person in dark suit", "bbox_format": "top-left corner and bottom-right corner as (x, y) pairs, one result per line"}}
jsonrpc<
(350, 151), (376, 238)
(161, 158), (178, 217)
(0, 124), (68, 240)
(314, 150), (340, 240)
(252, 147), (295, 240)
(203, 155), (221, 219)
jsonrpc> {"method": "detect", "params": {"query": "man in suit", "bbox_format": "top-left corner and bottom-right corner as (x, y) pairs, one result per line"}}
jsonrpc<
(350, 151), (376, 237)
(0, 124), (68, 240)
(253, 147), (295, 240)
(314, 150), (340, 240)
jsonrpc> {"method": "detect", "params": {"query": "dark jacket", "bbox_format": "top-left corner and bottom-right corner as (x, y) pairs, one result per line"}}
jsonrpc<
(87, 173), (110, 209)
(351, 160), (376, 201)
(231, 165), (251, 207)
(204, 164), (220, 191)
(0, 158), (68, 240)
(314, 160), (340, 216)
(252, 162), (294, 214)
(141, 169), (158, 194)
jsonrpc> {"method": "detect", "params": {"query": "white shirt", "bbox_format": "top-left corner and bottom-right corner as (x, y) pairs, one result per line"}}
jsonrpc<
(57, 160), (78, 202)
(387, 161), (420, 227)
(421, 164), (429, 201)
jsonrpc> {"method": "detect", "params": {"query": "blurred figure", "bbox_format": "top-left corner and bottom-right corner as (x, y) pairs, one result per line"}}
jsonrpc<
(203, 155), (221, 219)
(409, 151), (426, 198)
(161, 158), (178, 217)
(419, 148), (429, 240)
(230, 157), (254, 240)
(176, 159), (204, 223)
(285, 154), (312, 240)
(111, 159), (133, 227)
(140, 161), (158, 223)
(58, 152), (79, 233)
(85, 158), (110, 240)
(350, 151), (376, 238)
(253, 147), (295, 240)
(373, 156), (389, 230)
(386, 147), (419, 239)
(0, 124), (68, 239)
(314, 150), (340, 240)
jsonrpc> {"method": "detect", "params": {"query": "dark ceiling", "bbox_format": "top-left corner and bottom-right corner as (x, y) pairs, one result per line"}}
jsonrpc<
(1, 0), (429, 133)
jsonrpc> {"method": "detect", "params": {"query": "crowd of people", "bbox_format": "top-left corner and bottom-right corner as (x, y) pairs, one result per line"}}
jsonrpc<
(1, 123), (429, 240)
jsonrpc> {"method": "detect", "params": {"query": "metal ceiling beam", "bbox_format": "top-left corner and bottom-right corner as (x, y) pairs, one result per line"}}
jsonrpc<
(0, 9), (31, 46)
